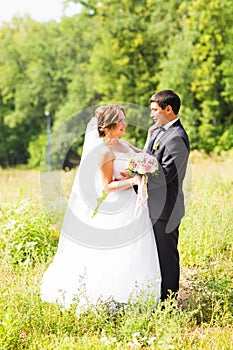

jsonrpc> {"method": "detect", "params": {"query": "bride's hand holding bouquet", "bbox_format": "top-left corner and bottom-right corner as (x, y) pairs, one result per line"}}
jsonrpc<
(123, 152), (158, 214)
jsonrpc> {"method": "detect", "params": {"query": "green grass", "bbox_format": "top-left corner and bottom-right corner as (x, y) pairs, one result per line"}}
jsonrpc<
(0, 151), (233, 349)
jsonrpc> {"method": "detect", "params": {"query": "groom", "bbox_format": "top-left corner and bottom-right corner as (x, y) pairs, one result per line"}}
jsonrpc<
(145, 90), (190, 302)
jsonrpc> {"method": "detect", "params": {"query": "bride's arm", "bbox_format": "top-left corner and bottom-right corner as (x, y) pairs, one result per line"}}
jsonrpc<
(99, 149), (138, 192)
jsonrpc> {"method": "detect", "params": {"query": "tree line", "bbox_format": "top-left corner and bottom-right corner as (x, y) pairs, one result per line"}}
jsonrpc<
(0, 0), (232, 168)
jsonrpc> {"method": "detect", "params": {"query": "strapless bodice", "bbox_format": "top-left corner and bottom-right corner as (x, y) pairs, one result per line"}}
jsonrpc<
(113, 150), (134, 179)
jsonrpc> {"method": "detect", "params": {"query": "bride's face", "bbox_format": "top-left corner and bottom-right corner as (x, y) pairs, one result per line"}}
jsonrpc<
(107, 111), (127, 139)
(114, 111), (127, 137)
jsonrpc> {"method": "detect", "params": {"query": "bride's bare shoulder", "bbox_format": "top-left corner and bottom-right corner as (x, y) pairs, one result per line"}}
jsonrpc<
(99, 145), (115, 165)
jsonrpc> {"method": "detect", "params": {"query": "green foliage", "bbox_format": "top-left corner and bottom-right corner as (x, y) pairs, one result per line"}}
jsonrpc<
(0, 0), (233, 167)
(28, 134), (47, 168)
(214, 125), (233, 154)
(0, 15), (96, 167)
(0, 200), (58, 264)
(179, 151), (233, 327)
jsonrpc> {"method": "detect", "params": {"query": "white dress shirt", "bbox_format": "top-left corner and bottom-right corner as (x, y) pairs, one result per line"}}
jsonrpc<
(163, 117), (179, 131)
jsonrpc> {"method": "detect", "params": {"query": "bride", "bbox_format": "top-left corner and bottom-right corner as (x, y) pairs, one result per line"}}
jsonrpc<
(40, 104), (161, 312)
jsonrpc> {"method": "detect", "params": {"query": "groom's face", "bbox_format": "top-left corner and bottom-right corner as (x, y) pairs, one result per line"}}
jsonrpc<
(150, 102), (169, 126)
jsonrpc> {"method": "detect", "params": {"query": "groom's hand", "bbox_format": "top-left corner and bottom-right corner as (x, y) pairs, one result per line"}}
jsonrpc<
(148, 123), (158, 137)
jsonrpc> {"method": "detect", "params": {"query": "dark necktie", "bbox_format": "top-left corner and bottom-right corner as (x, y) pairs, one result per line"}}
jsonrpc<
(147, 126), (165, 152)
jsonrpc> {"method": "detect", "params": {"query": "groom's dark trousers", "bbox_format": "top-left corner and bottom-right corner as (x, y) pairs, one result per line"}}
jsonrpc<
(146, 120), (190, 301)
(151, 219), (180, 301)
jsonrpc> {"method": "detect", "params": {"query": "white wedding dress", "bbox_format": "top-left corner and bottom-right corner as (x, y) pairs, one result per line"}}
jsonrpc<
(40, 119), (161, 313)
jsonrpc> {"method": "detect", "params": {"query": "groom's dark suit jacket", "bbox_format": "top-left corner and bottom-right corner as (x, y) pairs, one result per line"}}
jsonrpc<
(147, 119), (190, 232)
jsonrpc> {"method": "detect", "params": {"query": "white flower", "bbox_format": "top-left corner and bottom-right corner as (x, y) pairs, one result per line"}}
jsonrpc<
(147, 336), (157, 345)
(137, 165), (147, 174)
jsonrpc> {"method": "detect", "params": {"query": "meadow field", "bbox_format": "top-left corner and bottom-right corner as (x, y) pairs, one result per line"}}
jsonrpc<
(0, 151), (233, 349)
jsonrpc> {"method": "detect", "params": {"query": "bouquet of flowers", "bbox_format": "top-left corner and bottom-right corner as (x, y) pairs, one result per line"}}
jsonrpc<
(126, 152), (158, 177)
(126, 152), (158, 214)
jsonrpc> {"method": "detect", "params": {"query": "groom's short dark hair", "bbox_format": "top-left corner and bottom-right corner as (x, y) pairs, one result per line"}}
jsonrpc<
(150, 90), (181, 115)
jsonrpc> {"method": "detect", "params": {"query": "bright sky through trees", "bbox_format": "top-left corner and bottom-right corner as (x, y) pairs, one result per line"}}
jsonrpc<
(0, 0), (81, 23)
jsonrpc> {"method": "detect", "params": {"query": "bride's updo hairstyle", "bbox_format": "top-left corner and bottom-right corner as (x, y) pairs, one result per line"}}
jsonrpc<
(95, 104), (125, 138)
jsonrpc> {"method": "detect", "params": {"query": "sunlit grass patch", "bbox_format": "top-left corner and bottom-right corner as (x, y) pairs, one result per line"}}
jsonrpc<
(0, 150), (233, 349)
